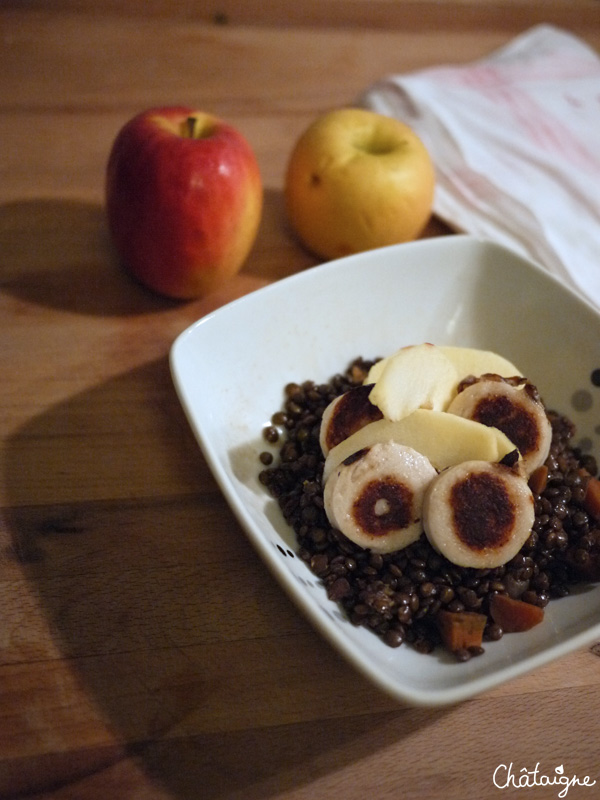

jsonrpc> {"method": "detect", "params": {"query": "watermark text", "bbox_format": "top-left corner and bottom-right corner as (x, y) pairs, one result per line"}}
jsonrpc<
(493, 762), (596, 798)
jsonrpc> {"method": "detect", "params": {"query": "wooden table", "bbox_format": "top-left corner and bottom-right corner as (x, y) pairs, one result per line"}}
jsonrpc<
(2, 3), (600, 798)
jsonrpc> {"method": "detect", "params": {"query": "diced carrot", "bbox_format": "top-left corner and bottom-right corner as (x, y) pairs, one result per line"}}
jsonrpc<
(489, 593), (544, 632)
(582, 476), (600, 520)
(528, 464), (548, 496)
(437, 610), (487, 652)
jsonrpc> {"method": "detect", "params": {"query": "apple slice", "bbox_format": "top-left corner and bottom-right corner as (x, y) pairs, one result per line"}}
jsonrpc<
(439, 346), (523, 381)
(364, 357), (387, 385)
(323, 408), (518, 483)
(366, 344), (523, 387)
(367, 343), (458, 422)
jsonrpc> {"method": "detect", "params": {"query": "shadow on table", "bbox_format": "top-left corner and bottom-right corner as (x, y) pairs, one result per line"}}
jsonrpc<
(0, 192), (313, 318)
(0, 198), (180, 316)
(2, 356), (451, 799)
(1, 195), (449, 799)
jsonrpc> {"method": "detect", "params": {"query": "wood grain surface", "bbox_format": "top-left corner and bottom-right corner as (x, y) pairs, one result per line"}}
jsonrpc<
(1, 3), (600, 798)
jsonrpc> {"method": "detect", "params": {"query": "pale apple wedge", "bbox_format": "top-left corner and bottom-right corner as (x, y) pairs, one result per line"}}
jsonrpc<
(323, 408), (518, 483)
(364, 356), (387, 385)
(366, 344), (523, 388)
(367, 343), (458, 422)
(439, 346), (523, 381)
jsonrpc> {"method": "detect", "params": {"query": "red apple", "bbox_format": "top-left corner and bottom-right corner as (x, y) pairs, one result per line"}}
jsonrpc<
(105, 106), (263, 299)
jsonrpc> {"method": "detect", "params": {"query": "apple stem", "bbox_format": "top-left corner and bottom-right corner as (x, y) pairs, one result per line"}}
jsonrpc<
(186, 116), (200, 139)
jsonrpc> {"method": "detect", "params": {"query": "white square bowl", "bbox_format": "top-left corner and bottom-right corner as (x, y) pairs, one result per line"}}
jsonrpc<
(170, 234), (600, 706)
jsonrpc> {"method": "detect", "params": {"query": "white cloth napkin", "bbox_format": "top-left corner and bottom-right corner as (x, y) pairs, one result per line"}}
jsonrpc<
(360, 24), (600, 308)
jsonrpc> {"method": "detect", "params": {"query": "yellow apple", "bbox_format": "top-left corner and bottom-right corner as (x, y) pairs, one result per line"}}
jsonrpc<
(284, 108), (435, 260)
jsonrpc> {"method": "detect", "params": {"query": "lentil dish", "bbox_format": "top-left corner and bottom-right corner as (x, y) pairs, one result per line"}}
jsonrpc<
(258, 357), (600, 661)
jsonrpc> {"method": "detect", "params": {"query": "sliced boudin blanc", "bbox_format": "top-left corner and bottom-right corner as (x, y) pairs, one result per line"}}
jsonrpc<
(446, 377), (551, 476)
(422, 460), (535, 568)
(324, 441), (437, 554)
(319, 383), (383, 456)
